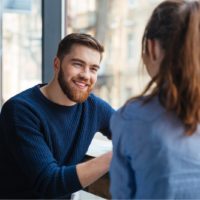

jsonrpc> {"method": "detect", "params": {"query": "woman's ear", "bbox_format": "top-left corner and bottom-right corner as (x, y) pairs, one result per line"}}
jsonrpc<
(147, 39), (164, 62)
(147, 39), (157, 61)
(145, 39), (164, 78)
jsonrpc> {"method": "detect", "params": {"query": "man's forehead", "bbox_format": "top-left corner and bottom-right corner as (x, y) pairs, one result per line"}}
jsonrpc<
(65, 44), (101, 63)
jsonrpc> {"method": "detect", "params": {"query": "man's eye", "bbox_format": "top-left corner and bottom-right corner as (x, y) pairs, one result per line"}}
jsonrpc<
(91, 68), (98, 73)
(73, 63), (82, 67)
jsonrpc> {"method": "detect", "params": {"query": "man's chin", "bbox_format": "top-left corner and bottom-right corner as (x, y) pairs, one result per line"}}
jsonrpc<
(68, 93), (90, 103)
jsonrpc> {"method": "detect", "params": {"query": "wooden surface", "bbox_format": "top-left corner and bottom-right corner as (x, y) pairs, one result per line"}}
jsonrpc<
(84, 138), (112, 199)
(84, 155), (111, 199)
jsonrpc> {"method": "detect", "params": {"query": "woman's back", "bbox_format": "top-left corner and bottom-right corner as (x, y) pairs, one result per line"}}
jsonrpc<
(110, 96), (200, 199)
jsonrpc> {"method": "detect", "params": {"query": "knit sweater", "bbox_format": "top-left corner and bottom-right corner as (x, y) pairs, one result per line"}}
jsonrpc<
(0, 84), (114, 199)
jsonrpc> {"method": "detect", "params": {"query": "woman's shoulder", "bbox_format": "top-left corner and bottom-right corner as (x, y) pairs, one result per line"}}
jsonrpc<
(110, 96), (166, 150)
(113, 95), (164, 123)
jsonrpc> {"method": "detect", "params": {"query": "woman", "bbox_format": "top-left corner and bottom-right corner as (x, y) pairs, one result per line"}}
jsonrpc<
(110, 0), (200, 199)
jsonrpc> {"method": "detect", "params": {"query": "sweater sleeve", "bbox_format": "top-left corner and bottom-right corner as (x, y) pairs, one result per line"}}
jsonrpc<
(1, 99), (82, 198)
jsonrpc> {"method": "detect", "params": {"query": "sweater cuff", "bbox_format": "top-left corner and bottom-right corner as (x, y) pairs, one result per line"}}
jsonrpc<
(65, 165), (83, 193)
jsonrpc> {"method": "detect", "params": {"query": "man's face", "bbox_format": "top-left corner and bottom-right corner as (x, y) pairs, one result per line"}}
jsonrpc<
(56, 44), (101, 103)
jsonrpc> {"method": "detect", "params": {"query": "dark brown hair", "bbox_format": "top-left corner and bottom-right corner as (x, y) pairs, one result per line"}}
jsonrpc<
(56, 33), (104, 61)
(128, 0), (200, 135)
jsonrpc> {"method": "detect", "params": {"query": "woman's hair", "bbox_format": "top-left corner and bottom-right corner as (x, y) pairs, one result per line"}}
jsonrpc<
(56, 33), (104, 61)
(128, 0), (200, 135)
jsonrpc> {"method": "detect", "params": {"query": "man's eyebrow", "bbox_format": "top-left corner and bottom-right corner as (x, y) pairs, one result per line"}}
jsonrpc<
(92, 64), (100, 69)
(71, 58), (86, 64)
(71, 58), (100, 69)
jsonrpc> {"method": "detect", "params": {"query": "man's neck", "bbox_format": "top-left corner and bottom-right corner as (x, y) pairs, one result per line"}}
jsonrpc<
(40, 80), (76, 106)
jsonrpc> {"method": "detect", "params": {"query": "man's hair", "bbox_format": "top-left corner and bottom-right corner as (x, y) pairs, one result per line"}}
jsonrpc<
(56, 33), (104, 61)
(128, 0), (200, 135)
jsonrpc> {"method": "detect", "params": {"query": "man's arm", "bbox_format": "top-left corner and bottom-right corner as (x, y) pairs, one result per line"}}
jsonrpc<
(76, 151), (112, 188)
(0, 100), (112, 198)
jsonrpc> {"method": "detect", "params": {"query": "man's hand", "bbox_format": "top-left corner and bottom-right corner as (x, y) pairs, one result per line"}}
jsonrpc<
(76, 151), (112, 188)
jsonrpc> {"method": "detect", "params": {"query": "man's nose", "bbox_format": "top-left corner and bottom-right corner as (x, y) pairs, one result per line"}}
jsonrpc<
(79, 68), (90, 79)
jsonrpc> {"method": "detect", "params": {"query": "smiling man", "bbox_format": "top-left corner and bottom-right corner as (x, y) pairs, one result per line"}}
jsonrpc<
(0, 33), (115, 199)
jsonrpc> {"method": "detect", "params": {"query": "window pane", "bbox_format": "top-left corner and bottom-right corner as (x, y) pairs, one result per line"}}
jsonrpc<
(2, 0), (42, 103)
(66, 0), (162, 108)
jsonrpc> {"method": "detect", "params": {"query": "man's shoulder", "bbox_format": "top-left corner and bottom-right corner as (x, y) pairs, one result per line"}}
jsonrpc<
(87, 93), (110, 105)
(86, 93), (114, 110)
(1, 85), (39, 112)
(84, 94), (115, 119)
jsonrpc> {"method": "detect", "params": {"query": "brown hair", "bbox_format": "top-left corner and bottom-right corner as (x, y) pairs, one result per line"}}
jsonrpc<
(128, 0), (200, 135)
(56, 33), (104, 61)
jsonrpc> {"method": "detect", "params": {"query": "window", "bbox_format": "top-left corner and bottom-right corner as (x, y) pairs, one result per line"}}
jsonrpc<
(127, 0), (138, 8)
(127, 33), (135, 60)
(65, 0), (163, 109)
(0, 0), (42, 105)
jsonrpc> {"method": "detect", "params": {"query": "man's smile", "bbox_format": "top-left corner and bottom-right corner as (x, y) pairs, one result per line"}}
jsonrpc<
(73, 80), (90, 90)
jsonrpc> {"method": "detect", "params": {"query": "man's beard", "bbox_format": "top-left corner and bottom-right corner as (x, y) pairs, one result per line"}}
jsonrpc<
(58, 67), (94, 103)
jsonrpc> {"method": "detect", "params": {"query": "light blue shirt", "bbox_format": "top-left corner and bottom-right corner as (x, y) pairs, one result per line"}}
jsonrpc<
(110, 95), (200, 199)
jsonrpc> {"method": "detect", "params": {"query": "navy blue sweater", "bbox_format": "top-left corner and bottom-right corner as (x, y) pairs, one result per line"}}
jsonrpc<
(0, 84), (114, 199)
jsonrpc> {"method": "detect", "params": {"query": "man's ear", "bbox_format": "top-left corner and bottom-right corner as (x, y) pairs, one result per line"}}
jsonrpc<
(54, 57), (60, 71)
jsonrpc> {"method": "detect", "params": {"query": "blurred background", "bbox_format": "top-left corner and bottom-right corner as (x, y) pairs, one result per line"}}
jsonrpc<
(0, 0), (163, 109)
